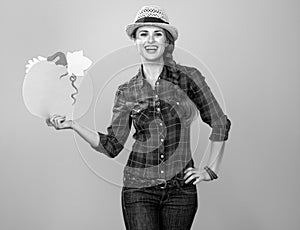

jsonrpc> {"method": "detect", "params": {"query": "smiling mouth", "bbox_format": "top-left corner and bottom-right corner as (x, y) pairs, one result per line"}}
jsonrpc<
(145, 46), (158, 51)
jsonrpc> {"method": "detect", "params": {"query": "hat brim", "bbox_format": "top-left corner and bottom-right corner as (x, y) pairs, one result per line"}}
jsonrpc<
(125, 22), (178, 41)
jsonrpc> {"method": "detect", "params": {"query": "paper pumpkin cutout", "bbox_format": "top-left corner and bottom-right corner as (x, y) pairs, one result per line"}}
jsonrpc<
(23, 51), (93, 120)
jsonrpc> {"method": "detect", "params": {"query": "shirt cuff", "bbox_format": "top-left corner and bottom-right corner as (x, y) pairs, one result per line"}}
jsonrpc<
(209, 118), (231, 141)
(90, 132), (111, 157)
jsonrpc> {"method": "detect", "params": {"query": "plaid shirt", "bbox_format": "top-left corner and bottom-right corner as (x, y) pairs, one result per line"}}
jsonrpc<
(92, 64), (231, 187)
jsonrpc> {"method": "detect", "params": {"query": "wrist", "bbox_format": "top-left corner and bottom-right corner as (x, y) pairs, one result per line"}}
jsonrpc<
(70, 120), (79, 130)
(203, 170), (211, 181)
(204, 166), (218, 180)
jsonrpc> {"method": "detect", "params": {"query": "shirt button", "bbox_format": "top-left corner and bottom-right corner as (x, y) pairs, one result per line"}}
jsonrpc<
(161, 170), (164, 174)
(156, 81), (159, 85)
(157, 108), (161, 112)
(176, 102), (180, 105)
(155, 94), (159, 98)
(160, 138), (164, 142)
(159, 123), (163, 126)
(160, 154), (164, 158)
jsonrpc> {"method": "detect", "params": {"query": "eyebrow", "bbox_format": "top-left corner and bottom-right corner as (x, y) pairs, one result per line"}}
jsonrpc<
(138, 30), (163, 33)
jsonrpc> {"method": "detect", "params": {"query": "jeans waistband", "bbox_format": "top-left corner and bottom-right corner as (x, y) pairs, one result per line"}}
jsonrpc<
(123, 176), (186, 189)
(156, 178), (187, 189)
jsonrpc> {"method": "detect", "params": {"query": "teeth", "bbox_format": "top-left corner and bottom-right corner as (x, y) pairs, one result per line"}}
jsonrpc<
(145, 46), (158, 50)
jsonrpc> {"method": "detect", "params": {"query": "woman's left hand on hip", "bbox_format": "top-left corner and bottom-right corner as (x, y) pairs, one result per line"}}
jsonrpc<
(184, 167), (211, 185)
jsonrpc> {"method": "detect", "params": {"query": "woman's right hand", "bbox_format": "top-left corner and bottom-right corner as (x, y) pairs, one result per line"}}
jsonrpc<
(46, 114), (74, 130)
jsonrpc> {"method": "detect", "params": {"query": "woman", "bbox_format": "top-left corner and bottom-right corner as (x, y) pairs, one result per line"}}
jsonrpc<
(47, 5), (231, 230)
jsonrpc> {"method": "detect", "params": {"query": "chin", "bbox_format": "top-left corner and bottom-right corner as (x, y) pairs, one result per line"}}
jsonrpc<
(142, 54), (164, 62)
(144, 57), (162, 62)
(137, 48), (164, 62)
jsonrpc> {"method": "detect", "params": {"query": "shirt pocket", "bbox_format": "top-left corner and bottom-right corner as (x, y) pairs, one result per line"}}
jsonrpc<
(164, 84), (187, 119)
(129, 99), (152, 122)
(166, 98), (186, 120)
(163, 84), (197, 125)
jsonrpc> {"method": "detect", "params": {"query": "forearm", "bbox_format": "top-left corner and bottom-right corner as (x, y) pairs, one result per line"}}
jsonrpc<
(71, 121), (100, 148)
(205, 141), (226, 174)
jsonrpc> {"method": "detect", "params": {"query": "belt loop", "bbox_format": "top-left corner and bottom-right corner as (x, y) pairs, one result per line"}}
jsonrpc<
(157, 179), (167, 189)
(174, 179), (180, 188)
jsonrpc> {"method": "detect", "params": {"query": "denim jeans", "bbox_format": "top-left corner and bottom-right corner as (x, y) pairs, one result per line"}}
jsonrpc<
(121, 179), (198, 230)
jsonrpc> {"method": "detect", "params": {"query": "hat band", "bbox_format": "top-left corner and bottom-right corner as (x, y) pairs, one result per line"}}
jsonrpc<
(135, 17), (169, 24)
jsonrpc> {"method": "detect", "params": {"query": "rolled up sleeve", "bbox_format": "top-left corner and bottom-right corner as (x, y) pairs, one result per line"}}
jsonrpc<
(91, 84), (132, 157)
(187, 68), (231, 141)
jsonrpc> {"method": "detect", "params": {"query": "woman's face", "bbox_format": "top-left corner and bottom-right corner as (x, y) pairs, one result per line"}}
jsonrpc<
(134, 26), (166, 63)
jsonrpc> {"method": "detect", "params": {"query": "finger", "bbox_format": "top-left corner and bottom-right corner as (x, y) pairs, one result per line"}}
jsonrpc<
(184, 167), (194, 174)
(185, 174), (198, 184)
(183, 170), (196, 180)
(50, 115), (65, 125)
(55, 116), (66, 123)
(188, 172), (204, 184)
(50, 115), (61, 128)
(48, 116), (57, 126)
(49, 114), (59, 124)
(193, 177), (202, 185)
(184, 171), (200, 182)
(57, 118), (67, 128)
(54, 116), (66, 128)
(57, 116), (66, 126)
(186, 170), (204, 183)
(45, 118), (53, 127)
(184, 167), (194, 172)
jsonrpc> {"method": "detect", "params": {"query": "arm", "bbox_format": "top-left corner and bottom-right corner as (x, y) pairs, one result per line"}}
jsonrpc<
(46, 116), (99, 147)
(90, 84), (132, 158)
(186, 68), (231, 142)
(184, 68), (231, 184)
(205, 140), (226, 174)
(72, 121), (100, 148)
(47, 83), (132, 158)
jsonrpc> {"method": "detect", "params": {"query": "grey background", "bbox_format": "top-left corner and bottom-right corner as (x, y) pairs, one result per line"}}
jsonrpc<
(1, 0), (300, 229)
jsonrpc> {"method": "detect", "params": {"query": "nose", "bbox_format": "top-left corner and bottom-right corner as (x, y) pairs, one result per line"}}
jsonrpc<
(148, 33), (154, 43)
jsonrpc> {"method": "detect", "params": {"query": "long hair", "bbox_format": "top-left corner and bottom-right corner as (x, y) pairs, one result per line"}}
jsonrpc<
(162, 29), (177, 69)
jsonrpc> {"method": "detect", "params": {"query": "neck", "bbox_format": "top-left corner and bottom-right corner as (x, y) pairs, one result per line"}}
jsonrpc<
(141, 58), (164, 81)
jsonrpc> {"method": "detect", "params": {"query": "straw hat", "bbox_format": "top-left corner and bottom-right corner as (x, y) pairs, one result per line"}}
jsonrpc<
(125, 5), (178, 41)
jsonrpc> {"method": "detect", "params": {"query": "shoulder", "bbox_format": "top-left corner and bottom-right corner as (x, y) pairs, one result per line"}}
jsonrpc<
(115, 81), (129, 98)
(116, 81), (129, 92)
(115, 73), (140, 97)
(175, 63), (197, 73)
(175, 63), (205, 83)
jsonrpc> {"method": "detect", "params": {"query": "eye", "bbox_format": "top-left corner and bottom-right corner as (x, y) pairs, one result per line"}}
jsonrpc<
(139, 32), (148, 37)
(155, 32), (163, 37)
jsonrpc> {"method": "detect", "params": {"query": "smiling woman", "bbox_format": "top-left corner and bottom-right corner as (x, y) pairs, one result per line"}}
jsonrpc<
(134, 26), (166, 63)
(46, 5), (231, 230)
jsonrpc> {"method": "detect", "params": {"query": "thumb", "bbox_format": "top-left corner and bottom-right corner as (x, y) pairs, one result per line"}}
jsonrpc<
(61, 119), (74, 129)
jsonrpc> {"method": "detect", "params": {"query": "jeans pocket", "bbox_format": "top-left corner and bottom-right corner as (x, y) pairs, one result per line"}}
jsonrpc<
(178, 183), (197, 195)
(122, 186), (143, 194)
(122, 187), (140, 209)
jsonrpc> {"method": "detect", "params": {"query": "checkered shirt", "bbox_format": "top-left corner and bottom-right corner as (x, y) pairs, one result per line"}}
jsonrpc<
(92, 64), (231, 187)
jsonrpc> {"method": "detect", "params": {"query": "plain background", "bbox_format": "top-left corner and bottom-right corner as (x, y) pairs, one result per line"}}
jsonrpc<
(1, 0), (300, 229)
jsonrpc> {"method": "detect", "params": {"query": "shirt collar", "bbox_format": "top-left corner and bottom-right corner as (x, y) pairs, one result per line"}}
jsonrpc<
(135, 64), (173, 88)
